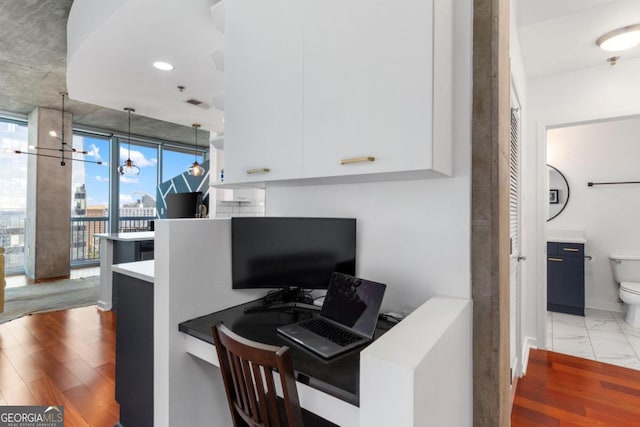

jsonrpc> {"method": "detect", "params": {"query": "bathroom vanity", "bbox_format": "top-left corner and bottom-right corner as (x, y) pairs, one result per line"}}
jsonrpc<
(547, 237), (585, 316)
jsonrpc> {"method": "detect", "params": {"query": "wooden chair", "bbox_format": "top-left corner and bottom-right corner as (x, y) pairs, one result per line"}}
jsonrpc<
(212, 322), (337, 427)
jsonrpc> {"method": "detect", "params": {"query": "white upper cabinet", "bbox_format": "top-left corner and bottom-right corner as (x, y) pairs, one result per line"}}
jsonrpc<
(223, 0), (452, 185)
(302, 0), (449, 179)
(224, 0), (304, 184)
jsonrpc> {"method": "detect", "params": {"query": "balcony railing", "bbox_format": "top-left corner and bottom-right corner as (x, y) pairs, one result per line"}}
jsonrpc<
(70, 216), (155, 266)
(1, 215), (155, 272)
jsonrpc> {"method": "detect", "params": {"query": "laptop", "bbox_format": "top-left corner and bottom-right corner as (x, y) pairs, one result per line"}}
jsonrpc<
(277, 272), (386, 359)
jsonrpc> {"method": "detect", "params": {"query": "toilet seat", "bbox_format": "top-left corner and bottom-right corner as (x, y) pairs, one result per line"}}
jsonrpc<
(621, 282), (640, 295)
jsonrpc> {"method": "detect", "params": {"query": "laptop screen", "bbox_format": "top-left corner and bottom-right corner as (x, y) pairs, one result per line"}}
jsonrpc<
(320, 272), (387, 338)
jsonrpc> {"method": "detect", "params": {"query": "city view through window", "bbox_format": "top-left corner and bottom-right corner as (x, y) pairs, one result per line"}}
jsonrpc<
(1, 120), (206, 274)
(0, 120), (28, 274)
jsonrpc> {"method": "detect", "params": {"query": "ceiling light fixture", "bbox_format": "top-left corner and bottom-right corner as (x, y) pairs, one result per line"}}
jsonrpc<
(596, 24), (640, 52)
(187, 123), (205, 177)
(14, 92), (102, 166)
(153, 61), (174, 71)
(118, 107), (140, 175)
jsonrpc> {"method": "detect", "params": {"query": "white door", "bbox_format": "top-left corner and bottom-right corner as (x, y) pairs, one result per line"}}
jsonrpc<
(509, 104), (524, 381)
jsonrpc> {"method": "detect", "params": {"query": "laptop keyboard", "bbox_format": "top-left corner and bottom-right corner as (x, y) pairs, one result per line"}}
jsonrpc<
(299, 318), (361, 347)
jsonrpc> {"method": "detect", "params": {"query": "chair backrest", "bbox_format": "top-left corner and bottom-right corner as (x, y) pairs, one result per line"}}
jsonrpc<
(212, 322), (304, 427)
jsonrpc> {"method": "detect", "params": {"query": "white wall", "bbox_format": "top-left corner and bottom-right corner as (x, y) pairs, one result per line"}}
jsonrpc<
(154, 218), (264, 427)
(547, 117), (640, 311)
(360, 297), (472, 427)
(525, 57), (640, 342)
(267, 177), (470, 313)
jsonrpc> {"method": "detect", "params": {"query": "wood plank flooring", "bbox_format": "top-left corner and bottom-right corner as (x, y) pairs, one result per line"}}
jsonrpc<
(0, 306), (118, 427)
(4, 308), (640, 426)
(512, 349), (640, 426)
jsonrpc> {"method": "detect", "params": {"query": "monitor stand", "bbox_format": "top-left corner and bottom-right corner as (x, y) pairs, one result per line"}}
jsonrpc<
(244, 287), (321, 313)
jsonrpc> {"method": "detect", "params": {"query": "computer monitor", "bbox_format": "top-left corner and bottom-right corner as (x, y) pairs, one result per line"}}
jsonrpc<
(231, 217), (356, 292)
(166, 192), (202, 219)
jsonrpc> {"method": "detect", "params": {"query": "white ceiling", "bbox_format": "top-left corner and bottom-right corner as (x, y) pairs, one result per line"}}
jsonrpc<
(66, 0), (640, 137)
(67, 0), (225, 136)
(515, 0), (640, 79)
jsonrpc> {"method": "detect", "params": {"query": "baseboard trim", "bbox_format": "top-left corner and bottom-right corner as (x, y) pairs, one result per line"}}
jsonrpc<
(586, 300), (624, 313)
(510, 374), (519, 413)
(97, 300), (112, 311)
(520, 337), (537, 376)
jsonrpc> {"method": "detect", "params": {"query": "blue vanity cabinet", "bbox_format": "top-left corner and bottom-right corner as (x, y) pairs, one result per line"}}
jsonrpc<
(547, 242), (585, 316)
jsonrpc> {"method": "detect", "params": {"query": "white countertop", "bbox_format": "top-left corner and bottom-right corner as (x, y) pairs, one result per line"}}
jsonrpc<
(112, 260), (154, 283)
(547, 229), (586, 244)
(96, 231), (154, 241)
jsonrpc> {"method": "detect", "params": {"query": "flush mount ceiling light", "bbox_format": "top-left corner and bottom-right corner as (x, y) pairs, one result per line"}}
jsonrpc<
(118, 107), (140, 176)
(596, 24), (640, 52)
(188, 123), (205, 177)
(153, 61), (174, 71)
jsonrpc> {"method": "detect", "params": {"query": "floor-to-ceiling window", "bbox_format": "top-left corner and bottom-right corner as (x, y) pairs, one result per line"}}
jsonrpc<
(70, 132), (110, 265)
(162, 146), (203, 182)
(118, 140), (158, 232)
(0, 116), (209, 272)
(67, 133), (209, 260)
(0, 118), (28, 274)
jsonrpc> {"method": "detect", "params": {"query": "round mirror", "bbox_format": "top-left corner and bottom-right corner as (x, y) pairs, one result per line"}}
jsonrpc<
(548, 164), (570, 221)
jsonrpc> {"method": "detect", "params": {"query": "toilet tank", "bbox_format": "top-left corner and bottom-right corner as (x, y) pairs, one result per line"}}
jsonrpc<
(609, 254), (640, 283)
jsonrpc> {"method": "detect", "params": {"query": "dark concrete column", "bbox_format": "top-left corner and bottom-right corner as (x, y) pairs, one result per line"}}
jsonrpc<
(25, 107), (72, 282)
(472, 0), (511, 425)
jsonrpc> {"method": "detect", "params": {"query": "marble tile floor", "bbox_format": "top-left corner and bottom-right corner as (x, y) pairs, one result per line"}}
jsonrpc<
(4, 266), (100, 289)
(547, 308), (640, 371)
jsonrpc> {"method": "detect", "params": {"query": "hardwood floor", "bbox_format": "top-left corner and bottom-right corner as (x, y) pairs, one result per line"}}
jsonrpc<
(0, 306), (118, 427)
(512, 349), (640, 426)
(5, 308), (640, 426)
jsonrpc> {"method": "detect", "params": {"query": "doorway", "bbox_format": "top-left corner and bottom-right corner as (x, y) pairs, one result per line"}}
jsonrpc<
(543, 116), (640, 369)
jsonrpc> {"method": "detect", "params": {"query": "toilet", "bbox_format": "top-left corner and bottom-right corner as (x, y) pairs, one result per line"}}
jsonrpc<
(609, 254), (640, 328)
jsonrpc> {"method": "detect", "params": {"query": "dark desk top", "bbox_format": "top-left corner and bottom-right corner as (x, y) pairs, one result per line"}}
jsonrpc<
(179, 300), (396, 406)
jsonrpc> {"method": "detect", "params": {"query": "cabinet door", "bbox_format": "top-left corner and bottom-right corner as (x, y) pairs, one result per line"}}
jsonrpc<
(547, 257), (573, 307)
(114, 273), (154, 427)
(547, 243), (585, 316)
(224, 0), (304, 183)
(302, 0), (442, 178)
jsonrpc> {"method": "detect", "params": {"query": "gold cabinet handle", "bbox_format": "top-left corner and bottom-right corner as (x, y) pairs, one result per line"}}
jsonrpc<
(340, 156), (375, 165)
(548, 257), (563, 262)
(562, 248), (579, 252)
(246, 168), (270, 175)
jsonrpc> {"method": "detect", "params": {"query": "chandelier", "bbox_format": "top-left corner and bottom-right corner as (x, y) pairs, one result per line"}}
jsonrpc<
(14, 92), (103, 166)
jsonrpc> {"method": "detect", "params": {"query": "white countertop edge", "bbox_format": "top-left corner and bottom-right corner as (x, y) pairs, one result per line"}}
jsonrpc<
(547, 229), (586, 244)
(96, 231), (155, 241)
(547, 236), (587, 244)
(112, 260), (155, 283)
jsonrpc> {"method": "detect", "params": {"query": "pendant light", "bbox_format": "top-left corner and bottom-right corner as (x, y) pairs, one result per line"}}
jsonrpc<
(14, 92), (102, 166)
(118, 107), (140, 175)
(188, 123), (205, 176)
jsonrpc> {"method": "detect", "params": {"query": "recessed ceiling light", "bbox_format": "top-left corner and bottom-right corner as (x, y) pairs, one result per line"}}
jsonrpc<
(153, 61), (174, 71)
(596, 24), (640, 52)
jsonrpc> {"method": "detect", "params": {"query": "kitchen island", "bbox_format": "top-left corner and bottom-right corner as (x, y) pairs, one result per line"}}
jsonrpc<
(96, 232), (154, 310)
(112, 260), (154, 427)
